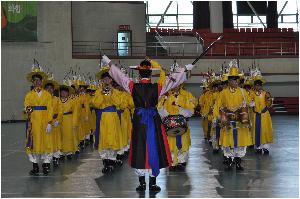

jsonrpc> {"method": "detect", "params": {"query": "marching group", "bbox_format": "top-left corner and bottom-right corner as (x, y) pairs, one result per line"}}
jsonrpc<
(23, 56), (273, 192)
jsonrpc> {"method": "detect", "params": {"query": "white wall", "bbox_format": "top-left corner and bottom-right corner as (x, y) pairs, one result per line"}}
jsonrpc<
(72, 2), (146, 55)
(1, 2), (298, 121)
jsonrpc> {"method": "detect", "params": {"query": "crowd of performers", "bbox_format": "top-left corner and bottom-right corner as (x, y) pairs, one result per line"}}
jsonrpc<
(23, 56), (273, 193)
(198, 59), (273, 170)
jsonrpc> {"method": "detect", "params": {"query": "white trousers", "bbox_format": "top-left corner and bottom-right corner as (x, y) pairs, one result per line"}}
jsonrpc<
(171, 151), (189, 166)
(53, 150), (62, 158)
(135, 169), (155, 177)
(255, 143), (271, 150)
(222, 146), (247, 158)
(28, 153), (53, 163)
(98, 149), (117, 160)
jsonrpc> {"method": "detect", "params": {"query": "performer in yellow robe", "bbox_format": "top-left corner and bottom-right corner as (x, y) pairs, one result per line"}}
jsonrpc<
(123, 92), (134, 153)
(213, 61), (252, 171)
(59, 84), (79, 159)
(43, 76), (62, 168)
(198, 81), (210, 141)
(116, 87), (134, 161)
(251, 74), (273, 154)
(208, 78), (222, 152)
(76, 82), (90, 148)
(24, 66), (54, 176)
(242, 77), (255, 145)
(158, 85), (195, 171)
(70, 83), (81, 154)
(87, 84), (98, 144)
(91, 67), (123, 174)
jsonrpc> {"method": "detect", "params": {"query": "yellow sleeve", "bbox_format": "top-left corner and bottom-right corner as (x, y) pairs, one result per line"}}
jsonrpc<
(72, 100), (79, 126)
(46, 93), (54, 123)
(157, 69), (166, 87)
(127, 93), (134, 109)
(213, 91), (222, 119)
(118, 91), (128, 109)
(182, 90), (196, 110)
(53, 97), (60, 123)
(157, 95), (167, 109)
(57, 100), (63, 124)
(91, 89), (104, 108)
(84, 95), (90, 117)
(110, 89), (123, 108)
(24, 92), (31, 110)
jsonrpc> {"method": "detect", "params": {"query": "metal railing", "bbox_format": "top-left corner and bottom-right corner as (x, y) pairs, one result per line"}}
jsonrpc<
(146, 13), (299, 31)
(72, 40), (298, 58)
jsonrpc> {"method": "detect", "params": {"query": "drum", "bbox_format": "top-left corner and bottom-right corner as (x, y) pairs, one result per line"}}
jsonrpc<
(238, 107), (249, 124)
(162, 115), (187, 137)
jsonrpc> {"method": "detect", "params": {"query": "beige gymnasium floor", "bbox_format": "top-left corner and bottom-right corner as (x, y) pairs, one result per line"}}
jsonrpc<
(1, 115), (299, 198)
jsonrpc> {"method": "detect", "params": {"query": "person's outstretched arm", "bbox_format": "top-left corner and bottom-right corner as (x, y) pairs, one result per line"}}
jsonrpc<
(102, 55), (134, 93)
(159, 64), (194, 97)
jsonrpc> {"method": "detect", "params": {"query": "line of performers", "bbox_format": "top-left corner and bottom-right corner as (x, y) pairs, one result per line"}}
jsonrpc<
(23, 57), (272, 193)
(198, 59), (273, 170)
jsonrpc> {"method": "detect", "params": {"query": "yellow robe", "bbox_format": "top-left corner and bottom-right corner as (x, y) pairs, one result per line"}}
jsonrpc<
(199, 90), (213, 139)
(88, 95), (96, 134)
(78, 94), (90, 140)
(52, 96), (62, 152)
(163, 89), (195, 154)
(119, 91), (134, 147)
(59, 97), (79, 153)
(91, 88), (123, 151)
(213, 87), (253, 148)
(198, 91), (209, 138)
(72, 95), (81, 143)
(24, 89), (53, 154)
(252, 90), (273, 146)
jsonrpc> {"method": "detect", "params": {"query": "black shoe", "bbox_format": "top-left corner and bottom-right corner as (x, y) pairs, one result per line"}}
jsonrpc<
(235, 157), (244, 171)
(101, 159), (114, 173)
(124, 150), (129, 156)
(223, 156), (228, 165)
(29, 163), (39, 176)
(213, 149), (219, 154)
(107, 165), (114, 172)
(115, 160), (123, 167)
(53, 158), (59, 168)
(90, 134), (94, 144)
(225, 157), (233, 170)
(176, 163), (186, 171)
(169, 166), (177, 171)
(116, 154), (122, 160)
(149, 177), (161, 192)
(80, 141), (85, 150)
(66, 154), (72, 160)
(102, 159), (109, 174)
(263, 149), (269, 155)
(136, 176), (146, 192)
(102, 167), (109, 173)
(108, 160), (116, 171)
(59, 155), (65, 161)
(255, 149), (262, 154)
(42, 163), (49, 175)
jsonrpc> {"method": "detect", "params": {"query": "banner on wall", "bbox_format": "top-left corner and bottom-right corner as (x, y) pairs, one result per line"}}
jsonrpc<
(1, 1), (37, 41)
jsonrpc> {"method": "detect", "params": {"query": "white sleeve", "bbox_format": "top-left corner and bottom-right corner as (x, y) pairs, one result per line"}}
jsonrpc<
(109, 64), (133, 93)
(160, 68), (187, 97)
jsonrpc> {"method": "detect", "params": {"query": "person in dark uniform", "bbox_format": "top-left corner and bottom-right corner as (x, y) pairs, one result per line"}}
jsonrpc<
(101, 55), (194, 193)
